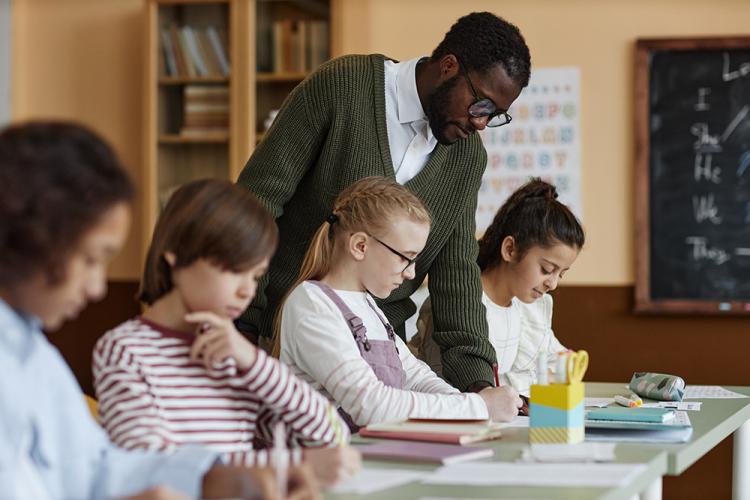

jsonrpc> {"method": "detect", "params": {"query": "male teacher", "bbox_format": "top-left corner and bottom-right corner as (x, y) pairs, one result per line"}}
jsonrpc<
(236, 12), (531, 405)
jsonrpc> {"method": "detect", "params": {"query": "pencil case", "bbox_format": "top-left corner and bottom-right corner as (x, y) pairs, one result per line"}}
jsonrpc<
(629, 372), (685, 402)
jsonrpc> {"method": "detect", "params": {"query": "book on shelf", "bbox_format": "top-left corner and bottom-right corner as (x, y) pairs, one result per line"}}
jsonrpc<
(181, 84), (229, 136)
(160, 29), (178, 77)
(206, 27), (230, 76)
(268, 19), (329, 74)
(358, 440), (494, 465)
(359, 419), (505, 445)
(168, 25), (188, 77)
(161, 24), (230, 78)
(182, 26), (208, 76)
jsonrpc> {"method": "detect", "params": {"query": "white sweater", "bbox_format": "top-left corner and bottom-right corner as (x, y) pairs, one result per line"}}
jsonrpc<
(279, 282), (489, 426)
(412, 293), (566, 397)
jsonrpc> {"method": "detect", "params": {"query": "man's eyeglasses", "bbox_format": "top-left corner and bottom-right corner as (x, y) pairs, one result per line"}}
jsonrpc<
(370, 235), (418, 273)
(459, 62), (512, 128)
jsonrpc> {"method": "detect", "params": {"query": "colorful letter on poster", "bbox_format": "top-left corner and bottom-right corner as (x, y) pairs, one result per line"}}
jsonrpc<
(477, 67), (582, 233)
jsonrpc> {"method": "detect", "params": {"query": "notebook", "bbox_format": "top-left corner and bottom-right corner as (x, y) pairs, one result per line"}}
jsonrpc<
(359, 419), (505, 445)
(585, 411), (693, 443)
(586, 407), (675, 423)
(359, 440), (494, 464)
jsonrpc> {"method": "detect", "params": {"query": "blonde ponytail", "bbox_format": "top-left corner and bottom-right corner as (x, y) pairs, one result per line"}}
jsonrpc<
(272, 221), (335, 356)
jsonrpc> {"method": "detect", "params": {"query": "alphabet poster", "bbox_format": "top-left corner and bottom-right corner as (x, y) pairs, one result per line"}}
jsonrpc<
(476, 67), (582, 233)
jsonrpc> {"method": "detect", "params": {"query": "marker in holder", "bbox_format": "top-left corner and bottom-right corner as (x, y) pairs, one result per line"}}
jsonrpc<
(529, 350), (588, 444)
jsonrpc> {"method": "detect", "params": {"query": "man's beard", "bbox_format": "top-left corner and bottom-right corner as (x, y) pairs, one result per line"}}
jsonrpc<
(424, 75), (468, 146)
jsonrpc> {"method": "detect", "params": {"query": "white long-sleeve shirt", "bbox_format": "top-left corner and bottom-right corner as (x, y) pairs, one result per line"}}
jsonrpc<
(279, 282), (488, 426)
(413, 293), (567, 397)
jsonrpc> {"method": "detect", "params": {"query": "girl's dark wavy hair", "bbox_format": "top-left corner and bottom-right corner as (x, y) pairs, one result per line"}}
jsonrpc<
(477, 178), (585, 271)
(0, 121), (135, 287)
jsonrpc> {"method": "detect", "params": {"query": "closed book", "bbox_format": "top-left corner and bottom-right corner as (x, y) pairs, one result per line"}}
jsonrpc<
(182, 26), (207, 76)
(359, 440), (494, 465)
(586, 411), (693, 442)
(170, 25), (188, 76)
(359, 419), (504, 445)
(176, 27), (196, 77)
(206, 27), (230, 76)
(196, 30), (221, 76)
(160, 29), (177, 76)
(587, 407), (675, 423)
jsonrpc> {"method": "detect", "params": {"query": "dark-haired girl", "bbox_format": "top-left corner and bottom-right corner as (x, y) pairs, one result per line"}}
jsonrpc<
(412, 178), (585, 398)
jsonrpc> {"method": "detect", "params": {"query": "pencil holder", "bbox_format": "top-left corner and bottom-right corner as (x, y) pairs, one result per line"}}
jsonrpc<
(529, 382), (585, 444)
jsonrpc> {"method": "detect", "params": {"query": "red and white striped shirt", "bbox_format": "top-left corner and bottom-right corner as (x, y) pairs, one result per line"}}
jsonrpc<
(93, 318), (348, 466)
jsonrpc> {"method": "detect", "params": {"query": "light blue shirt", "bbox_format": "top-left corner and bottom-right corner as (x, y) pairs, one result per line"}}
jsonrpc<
(0, 299), (219, 499)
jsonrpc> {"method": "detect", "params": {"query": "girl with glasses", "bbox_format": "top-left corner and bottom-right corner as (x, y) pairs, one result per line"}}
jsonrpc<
(273, 176), (522, 431)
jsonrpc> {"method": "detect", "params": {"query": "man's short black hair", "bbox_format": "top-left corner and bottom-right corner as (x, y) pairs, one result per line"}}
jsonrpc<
(431, 12), (531, 88)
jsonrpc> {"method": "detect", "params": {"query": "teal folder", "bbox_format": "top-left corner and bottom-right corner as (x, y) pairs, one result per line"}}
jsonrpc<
(585, 410), (693, 442)
(586, 407), (675, 423)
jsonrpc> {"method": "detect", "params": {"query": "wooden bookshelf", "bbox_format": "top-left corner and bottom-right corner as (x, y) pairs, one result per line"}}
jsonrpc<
(158, 76), (230, 85)
(256, 71), (308, 83)
(254, 0), (330, 141)
(143, 0), (331, 261)
(144, 0), (253, 259)
(158, 133), (230, 144)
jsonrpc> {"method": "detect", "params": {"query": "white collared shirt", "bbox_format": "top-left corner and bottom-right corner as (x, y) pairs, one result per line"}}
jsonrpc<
(384, 56), (438, 184)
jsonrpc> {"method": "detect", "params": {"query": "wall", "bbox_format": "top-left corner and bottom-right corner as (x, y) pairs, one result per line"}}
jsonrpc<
(12, 0), (144, 279)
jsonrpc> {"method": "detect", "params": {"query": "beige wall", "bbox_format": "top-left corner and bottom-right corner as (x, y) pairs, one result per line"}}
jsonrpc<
(12, 0), (144, 280)
(12, 0), (750, 283)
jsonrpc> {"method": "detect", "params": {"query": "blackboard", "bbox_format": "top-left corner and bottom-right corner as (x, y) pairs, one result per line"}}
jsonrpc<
(635, 37), (750, 313)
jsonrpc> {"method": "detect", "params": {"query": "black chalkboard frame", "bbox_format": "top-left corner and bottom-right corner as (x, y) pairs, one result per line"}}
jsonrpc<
(635, 36), (750, 314)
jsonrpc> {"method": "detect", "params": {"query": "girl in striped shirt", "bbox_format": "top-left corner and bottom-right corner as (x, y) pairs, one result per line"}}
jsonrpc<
(93, 179), (359, 487)
(273, 177), (522, 430)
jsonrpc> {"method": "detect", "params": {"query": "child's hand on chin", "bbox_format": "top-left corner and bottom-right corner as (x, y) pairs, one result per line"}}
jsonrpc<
(185, 311), (258, 370)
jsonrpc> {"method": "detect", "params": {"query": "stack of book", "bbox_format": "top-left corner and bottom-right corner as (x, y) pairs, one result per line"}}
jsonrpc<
(359, 419), (505, 445)
(181, 85), (229, 137)
(161, 25), (230, 78)
(257, 20), (329, 74)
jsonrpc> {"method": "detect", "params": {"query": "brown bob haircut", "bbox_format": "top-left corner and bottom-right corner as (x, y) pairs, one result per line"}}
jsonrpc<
(138, 179), (278, 305)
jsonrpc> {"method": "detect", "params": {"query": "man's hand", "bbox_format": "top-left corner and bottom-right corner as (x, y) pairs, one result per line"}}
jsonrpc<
(478, 385), (523, 422)
(202, 463), (320, 499)
(302, 445), (362, 487)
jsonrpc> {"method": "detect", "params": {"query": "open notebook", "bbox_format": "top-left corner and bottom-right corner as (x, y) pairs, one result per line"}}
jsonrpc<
(359, 419), (504, 445)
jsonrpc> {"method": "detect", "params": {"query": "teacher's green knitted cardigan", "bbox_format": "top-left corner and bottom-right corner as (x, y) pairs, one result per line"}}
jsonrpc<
(237, 54), (496, 391)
